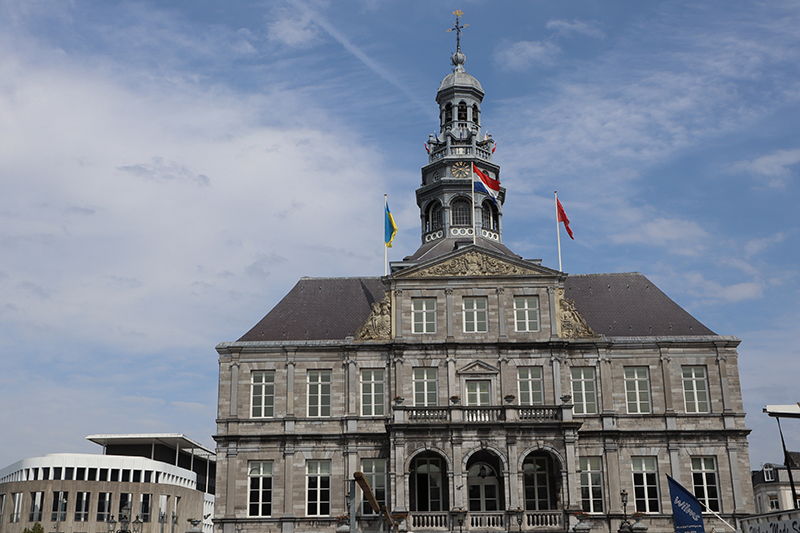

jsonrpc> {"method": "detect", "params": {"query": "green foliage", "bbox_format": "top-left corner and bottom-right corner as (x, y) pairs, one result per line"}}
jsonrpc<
(23, 523), (45, 533)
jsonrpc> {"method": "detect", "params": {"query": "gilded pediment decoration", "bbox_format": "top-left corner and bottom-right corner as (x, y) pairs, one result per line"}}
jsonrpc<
(413, 251), (538, 277)
(556, 288), (596, 339)
(355, 295), (392, 340)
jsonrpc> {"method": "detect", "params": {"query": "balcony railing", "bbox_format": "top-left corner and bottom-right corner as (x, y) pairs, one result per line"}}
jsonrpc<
(407, 511), (564, 531)
(394, 404), (569, 425)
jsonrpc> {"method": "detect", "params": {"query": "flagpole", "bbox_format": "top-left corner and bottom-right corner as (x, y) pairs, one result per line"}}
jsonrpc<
(555, 191), (562, 271)
(384, 194), (389, 276)
(472, 163), (477, 245)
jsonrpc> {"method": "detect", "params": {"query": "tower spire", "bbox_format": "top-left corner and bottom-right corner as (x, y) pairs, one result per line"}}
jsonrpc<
(447, 10), (469, 55)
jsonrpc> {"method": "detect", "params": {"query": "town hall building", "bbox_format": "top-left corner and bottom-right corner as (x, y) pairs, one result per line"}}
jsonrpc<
(213, 27), (754, 533)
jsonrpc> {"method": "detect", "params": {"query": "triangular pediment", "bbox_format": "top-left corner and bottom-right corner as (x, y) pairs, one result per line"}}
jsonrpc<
(394, 246), (560, 279)
(457, 360), (499, 375)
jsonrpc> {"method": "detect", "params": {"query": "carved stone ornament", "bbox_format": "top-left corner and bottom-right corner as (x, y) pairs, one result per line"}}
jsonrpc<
(556, 288), (596, 339)
(355, 296), (392, 340)
(412, 250), (539, 277)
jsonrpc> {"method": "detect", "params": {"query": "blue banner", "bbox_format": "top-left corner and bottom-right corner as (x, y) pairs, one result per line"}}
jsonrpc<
(668, 475), (705, 533)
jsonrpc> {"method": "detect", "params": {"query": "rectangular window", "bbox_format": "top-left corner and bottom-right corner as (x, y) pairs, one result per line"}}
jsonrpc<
(119, 493), (132, 519)
(306, 461), (331, 517)
(51, 491), (68, 522)
(11, 493), (22, 523)
(139, 494), (151, 523)
(518, 367), (544, 406)
(571, 367), (597, 415)
(361, 369), (385, 416)
(413, 368), (438, 406)
(769, 495), (779, 510)
(466, 380), (490, 406)
(632, 457), (659, 513)
(361, 459), (387, 515)
(0, 493), (6, 523)
(308, 370), (332, 417)
(625, 367), (651, 414)
(96, 493), (111, 522)
(463, 297), (488, 333)
(157, 495), (169, 524)
(691, 457), (720, 512)
(683, 366), (710, 413)
(412, 298), (437, 334)
(579, 458), (603, 513)
(75, 492), (90, 522)
(248, 462), (273, 517)
(251, 371), (276, 418)
(29, 492), (43, 522)
(514, 296), (540, 332)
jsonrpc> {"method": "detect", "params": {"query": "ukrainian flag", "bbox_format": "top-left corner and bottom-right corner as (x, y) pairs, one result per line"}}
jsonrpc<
(385, 196), (398, 248)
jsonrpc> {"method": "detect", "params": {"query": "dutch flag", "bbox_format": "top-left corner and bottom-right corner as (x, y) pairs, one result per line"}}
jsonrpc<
(473, 163), (500, 204)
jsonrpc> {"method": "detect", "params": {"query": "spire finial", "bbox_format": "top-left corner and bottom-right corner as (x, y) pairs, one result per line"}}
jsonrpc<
(447, 10), (468, 54)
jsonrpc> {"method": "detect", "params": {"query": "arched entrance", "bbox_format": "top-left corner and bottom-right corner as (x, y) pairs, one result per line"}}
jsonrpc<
(522, 451), (560, 511)
(410, 452), (449, 512)
(466, 450), (505, 512)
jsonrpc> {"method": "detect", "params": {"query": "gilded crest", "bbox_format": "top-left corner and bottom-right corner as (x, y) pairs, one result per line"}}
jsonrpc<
(355, 296), (392, 340)
(556, 288), (596, 339)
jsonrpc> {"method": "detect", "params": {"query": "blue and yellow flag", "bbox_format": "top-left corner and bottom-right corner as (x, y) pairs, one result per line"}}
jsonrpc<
(385, 196), (398, 248)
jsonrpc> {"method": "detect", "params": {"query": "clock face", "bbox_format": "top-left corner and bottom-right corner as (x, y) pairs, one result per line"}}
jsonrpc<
(452, 161), (470, 179)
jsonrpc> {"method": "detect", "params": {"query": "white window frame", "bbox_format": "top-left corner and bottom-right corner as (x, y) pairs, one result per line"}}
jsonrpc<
(306, 461), (331, 517)
(412, 298), (437, 334)
(518, 367), (544, 406)
(307, 370), (332, 417)
(138, 493), (150, 523)
(361, 369), (385, 416)
(248, 462), (273, 517)
(413, 368), (438, 406)
(764, 464), (775, 482)
(682, 366), (710, 413)
(631, 457), (659, 513)
(768, 494), (780, 510)
(691, 456), (720, 512)
(463, 297), (488, 333)
(579, 457), (604, 513)
(10, 493), (22, 523)
(251, 371), (275, 418)
(361, 459), (387, 515)
(624, 367), (651, 414)
(466, 380), (491, 406)
(514, 296), (540, 332)
(571, 367), (597, 415)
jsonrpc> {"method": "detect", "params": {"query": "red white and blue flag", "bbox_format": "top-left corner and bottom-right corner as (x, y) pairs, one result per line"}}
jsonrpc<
(473, 163), (500, 204)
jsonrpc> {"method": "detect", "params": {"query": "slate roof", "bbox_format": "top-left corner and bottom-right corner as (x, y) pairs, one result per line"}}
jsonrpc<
(238, 277), (385, 341)
(564, 273), (714, 336)
(239, 272), (714, 341)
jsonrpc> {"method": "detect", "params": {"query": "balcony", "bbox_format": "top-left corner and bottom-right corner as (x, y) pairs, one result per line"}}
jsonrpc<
(392, 404), (570, 425)
(408, 511), (564, 531)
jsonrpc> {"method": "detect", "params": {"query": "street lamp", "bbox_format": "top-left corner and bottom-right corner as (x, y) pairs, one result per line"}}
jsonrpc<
(513, 508), (524, 533)
(107, 504), (143, 533)
(452, 508), (468, 533)
(618, 490), (631, 533)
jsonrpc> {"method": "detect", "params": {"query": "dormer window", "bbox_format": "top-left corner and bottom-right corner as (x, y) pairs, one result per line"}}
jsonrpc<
(764, 463), (775, 482)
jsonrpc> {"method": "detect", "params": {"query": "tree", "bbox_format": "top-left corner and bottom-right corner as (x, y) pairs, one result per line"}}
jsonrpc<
(23, 523), (45, 533)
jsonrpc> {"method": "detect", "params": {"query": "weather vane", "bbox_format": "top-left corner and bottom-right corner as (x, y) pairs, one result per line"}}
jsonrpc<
(447, 10), (468, 53)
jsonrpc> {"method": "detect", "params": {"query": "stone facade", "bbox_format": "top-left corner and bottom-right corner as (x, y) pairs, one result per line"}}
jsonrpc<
(214, 38), (754, 533)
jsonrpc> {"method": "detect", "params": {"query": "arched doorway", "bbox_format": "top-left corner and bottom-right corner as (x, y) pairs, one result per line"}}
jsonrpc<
(522, 452), (560, 511)
(466, 451), (505, 512)
(410, 452), (449, 512)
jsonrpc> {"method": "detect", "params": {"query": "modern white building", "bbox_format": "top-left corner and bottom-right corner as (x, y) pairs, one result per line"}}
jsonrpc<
(0, 434), (215, 533)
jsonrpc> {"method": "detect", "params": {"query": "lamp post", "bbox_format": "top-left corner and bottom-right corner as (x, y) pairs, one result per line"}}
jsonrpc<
(107, 503), (143, 533)
(618, 490), (631, 533)
(513, 508), (524, 533)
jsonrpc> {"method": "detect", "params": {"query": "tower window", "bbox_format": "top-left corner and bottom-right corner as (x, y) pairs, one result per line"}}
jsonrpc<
(472, 104), (480, 125)
(429, 203), (443, 231)
(481, 201), (498, 231)
(451, 199), (471, 226)
(444, 103), (452, 124)
(458, 102), (468, 121)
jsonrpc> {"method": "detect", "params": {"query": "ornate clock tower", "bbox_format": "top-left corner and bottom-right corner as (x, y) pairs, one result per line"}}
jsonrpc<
(412, 12), (512, 262)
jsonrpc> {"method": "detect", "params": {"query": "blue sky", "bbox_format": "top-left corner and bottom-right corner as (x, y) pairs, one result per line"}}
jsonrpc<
(1, 0), (798, 470)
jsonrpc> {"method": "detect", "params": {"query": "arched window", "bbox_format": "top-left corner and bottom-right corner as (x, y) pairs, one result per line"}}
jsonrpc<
(444, 103), (453, 124)
(451, 199), (471, 226)
(429, 203), (443, 231)
(523, 453), (558, 511)
(472, 104), (480, 125)
(410, 453), (448, 512)
(467, 462), (499, 511)
(481, 201), (498, 231)
(458, 102), (468, 121)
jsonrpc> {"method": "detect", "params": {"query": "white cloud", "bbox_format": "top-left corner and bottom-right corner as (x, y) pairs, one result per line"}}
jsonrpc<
(267, 8), (321, 48)
(493, 40), (561, 71)
(731, 148), (800, 188)
(743, 232), (786, 256)
(610, 217), (708, 255)
(546, 19), (605, 39)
